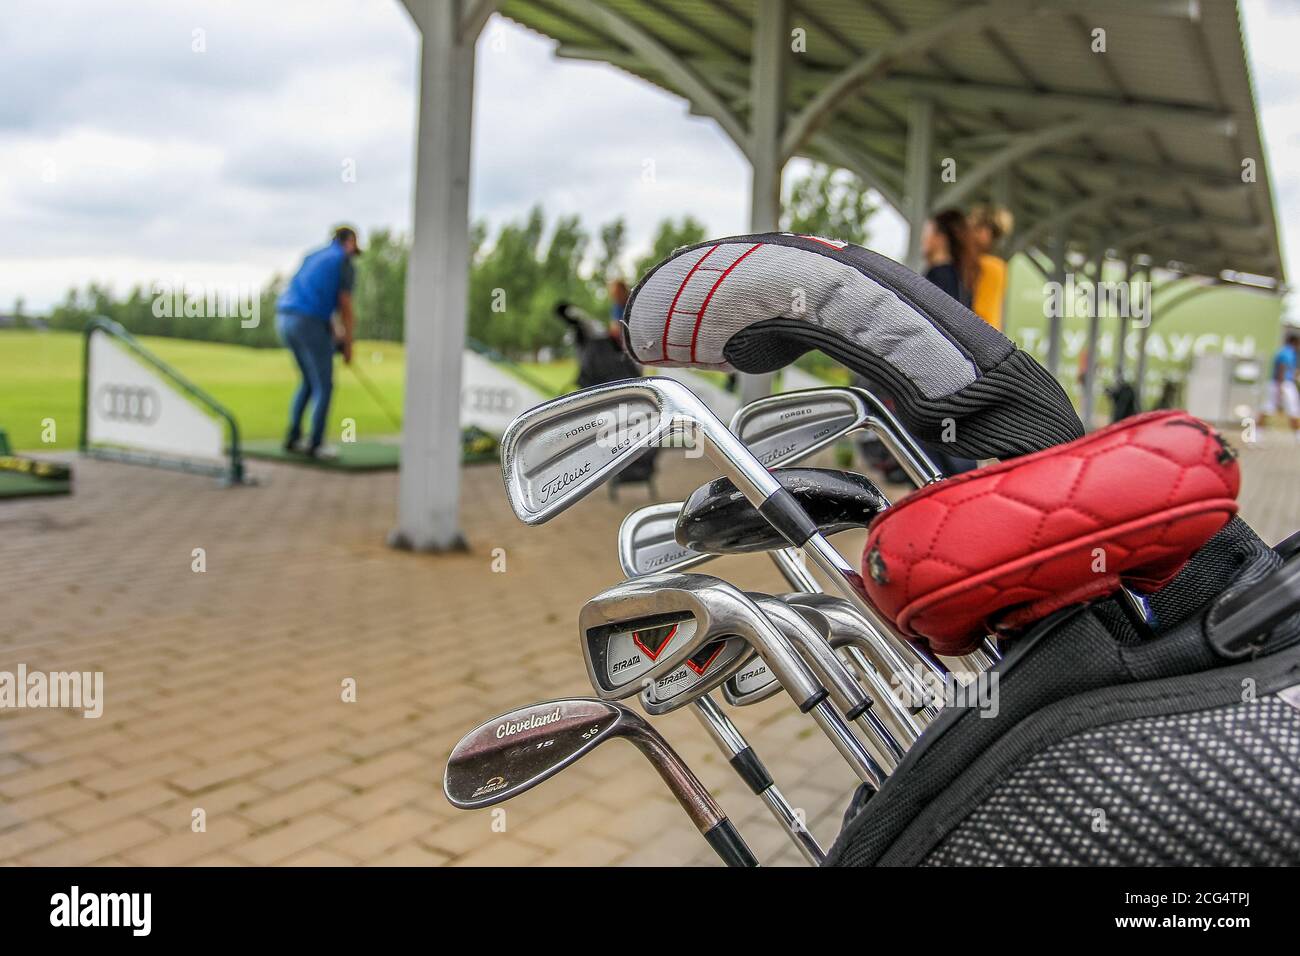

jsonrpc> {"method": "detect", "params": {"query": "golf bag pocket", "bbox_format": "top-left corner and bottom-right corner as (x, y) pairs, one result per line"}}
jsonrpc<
(829, 518), (1300, 866)
(861, 411), (1240, 657)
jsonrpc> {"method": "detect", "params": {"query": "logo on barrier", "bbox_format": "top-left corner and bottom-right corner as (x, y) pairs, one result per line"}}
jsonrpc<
(96, 384), (161, 425)
(462, 385), (518, 416)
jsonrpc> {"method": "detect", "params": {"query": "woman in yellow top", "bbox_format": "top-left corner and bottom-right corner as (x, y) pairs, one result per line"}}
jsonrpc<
(969, 205), (1014, 331)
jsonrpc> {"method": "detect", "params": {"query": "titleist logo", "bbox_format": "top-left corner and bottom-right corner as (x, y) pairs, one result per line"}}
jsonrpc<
(539, 461), (592, 502)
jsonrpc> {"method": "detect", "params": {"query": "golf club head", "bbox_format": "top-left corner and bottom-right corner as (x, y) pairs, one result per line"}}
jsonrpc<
(500, 379), (666, 524)
(731, 386), (941, 484)
(444, 698), (638, 808)
(501, 377), (784, 525)
(639, 641), (755, 716)
(719, 593), (832, 709)
(677, 468), (889, 555)
(617, 502), (711, 577)
(579, 572), (756, 700)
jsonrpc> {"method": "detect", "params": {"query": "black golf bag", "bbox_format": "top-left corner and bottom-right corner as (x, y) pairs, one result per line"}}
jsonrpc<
(829, 518), (1300, 866)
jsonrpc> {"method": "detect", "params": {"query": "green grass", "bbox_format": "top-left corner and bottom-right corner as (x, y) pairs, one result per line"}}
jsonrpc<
(0, 330), (564, 452)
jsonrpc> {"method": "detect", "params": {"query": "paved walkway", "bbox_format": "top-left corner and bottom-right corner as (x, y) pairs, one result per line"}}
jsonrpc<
(1, 429), (1296, 866)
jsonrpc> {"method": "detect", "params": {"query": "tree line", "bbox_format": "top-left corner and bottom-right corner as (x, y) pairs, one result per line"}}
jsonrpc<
(19, 164), (876, 361)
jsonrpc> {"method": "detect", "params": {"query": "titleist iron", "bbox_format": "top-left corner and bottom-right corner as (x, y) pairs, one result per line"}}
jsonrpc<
(617, 502), (826, 864)
(445, 698), (758, 867)
(580, 573), (885, 788)
(500, 377), (919, 665)
(730, 385), (942, 486)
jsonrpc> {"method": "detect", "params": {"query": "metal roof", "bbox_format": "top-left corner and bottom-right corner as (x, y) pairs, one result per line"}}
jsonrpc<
(499, 0), (1284, 283)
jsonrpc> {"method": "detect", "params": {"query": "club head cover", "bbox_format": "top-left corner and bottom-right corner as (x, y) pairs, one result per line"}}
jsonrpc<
(677, 467), (890, 554)
(860, 411), (1241, 655)
(622, 233), (1083, 459)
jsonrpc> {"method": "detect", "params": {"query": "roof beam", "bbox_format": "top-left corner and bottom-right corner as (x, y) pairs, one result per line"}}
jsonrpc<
(460, 0), (498, 41)
(778, 0), (1027, 162)
(557, 0), (750, 153)
(877, 75), (1236, 133)
(1008, 185), (1141, 255)
(933, 117), (1095, 210)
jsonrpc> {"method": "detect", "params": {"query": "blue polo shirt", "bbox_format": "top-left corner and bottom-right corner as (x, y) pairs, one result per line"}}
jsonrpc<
(277, 240), (355, 322)
(1276, 342), (1298, 379)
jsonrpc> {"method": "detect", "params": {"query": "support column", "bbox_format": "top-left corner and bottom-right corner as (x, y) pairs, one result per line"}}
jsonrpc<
(739, 0), (787, 405)
(390, 2), (478, 551)
(1079, 240), (1108, 430)
(1114, 256), (1132, 380)
(1045, 228), (1069, 378)
(903, 98), (935, 273)
(1133, 265), (1153, 411)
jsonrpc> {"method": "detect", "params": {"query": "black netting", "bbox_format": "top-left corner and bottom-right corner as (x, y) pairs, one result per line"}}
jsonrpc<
(921, 695), (1300, 866)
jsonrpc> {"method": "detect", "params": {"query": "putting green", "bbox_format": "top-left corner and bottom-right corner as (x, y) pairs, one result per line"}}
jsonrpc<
(242, 440), (401, 472)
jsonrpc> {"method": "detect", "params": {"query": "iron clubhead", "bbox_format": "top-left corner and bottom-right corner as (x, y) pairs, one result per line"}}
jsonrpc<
(730, 386), (940, 484)
(639, 640), (755, 716)
(617, 502), (710, 577)
(676, 467), (889, 555)
(444, 698), (636, 809)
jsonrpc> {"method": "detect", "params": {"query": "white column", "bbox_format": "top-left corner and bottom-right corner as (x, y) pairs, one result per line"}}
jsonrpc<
(903, 98), (934, 273)
(1114, 256), (1132, 380)
(1133, 265), (1153, 411)
(390, 2), (478, 551)
(739, 0), (787, 405)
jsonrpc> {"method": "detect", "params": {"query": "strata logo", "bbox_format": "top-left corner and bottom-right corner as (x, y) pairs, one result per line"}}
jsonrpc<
(495, 707), (562, 738)
(50, 886), (150, 936)
(0, 666), (103, 718)
(471, 775), (508, 799)
(610, 653), (644, 675)
(538, 461), (592, 502)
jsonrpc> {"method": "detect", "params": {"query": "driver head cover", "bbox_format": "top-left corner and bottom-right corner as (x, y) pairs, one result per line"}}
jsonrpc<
(622, 233), (1082, 460)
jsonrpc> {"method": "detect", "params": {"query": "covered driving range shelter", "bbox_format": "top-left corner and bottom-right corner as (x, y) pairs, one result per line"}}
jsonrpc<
(392, 0), (1284, 551)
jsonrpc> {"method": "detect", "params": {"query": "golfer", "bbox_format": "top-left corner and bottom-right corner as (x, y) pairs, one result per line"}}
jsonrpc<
(1259, 330), (1300, 440)
(275, 226), (361, 457)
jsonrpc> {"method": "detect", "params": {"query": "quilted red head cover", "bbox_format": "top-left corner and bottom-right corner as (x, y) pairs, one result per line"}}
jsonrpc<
(861, 411), (1240, 656)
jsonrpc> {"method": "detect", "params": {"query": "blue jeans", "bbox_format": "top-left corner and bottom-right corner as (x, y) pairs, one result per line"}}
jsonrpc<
(276, 312), (334, 448)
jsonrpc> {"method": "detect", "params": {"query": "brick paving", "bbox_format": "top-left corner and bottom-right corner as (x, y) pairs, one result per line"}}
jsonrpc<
(1, 429), (1297, 867)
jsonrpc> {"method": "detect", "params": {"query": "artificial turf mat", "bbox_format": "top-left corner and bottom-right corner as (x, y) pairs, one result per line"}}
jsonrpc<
(242, 439), (401, 471)
(0, 471), (71, 498)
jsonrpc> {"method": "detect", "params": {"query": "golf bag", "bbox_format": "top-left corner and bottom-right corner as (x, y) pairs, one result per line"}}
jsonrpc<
(829, 517), (1300, 865)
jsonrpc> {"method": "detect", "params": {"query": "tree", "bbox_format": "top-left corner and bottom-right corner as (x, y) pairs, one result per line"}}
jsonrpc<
(633, 215), (708, 281)
(781, 163), (878, 246)
(353, 228), (408, 342)
(597, 217), (627, 281)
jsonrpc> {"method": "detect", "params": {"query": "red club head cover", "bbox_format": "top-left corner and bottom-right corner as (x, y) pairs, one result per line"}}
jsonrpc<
(861, 411), (1241, 656)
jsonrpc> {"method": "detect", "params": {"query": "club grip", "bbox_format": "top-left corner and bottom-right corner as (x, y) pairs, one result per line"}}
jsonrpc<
(728, 747), (774, 795)
(703, 818), (760, 867)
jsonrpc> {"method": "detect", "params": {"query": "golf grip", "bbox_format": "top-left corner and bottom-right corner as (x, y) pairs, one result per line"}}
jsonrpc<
(757, 487), (821, 548)
(728, 747), (775, 795)
(704, 818), (760, 867)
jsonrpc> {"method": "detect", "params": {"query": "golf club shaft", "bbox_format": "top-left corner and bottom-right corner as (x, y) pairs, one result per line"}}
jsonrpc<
(839, 644), (923, 744)
(773, 550), (939, 724)
(630, 729), (759, 867)
(808, 697), (886, 789)
(346, 359), (403, 430)
(691, 695), (825, 865)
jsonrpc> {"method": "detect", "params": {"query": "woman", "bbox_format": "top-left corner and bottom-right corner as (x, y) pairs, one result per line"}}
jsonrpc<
(918, 209), (980, 475)
(920, 209), (978, 308)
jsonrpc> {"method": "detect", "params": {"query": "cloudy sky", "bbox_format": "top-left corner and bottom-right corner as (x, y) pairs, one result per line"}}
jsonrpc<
(0, 0), (1295, 311)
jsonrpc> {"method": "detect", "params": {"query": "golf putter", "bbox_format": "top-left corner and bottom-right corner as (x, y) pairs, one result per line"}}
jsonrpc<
(616, 513), (825, 864)
(580, 572), (886, 788)
(444, 698), (758, 867)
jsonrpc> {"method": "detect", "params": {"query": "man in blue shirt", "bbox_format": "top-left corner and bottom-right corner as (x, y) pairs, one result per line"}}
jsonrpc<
(1260, 330), (1300, 440)
(276, 226), (361, 457)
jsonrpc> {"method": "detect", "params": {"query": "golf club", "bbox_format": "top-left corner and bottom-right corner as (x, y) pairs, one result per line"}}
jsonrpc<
(617, 501), (827, 864)
(579, 572), (886, 788)
(730, 385), (941, 486)
(444, 698), (758, 867)
(499, 378), (927, 665)
(620, 495), (933, 723)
